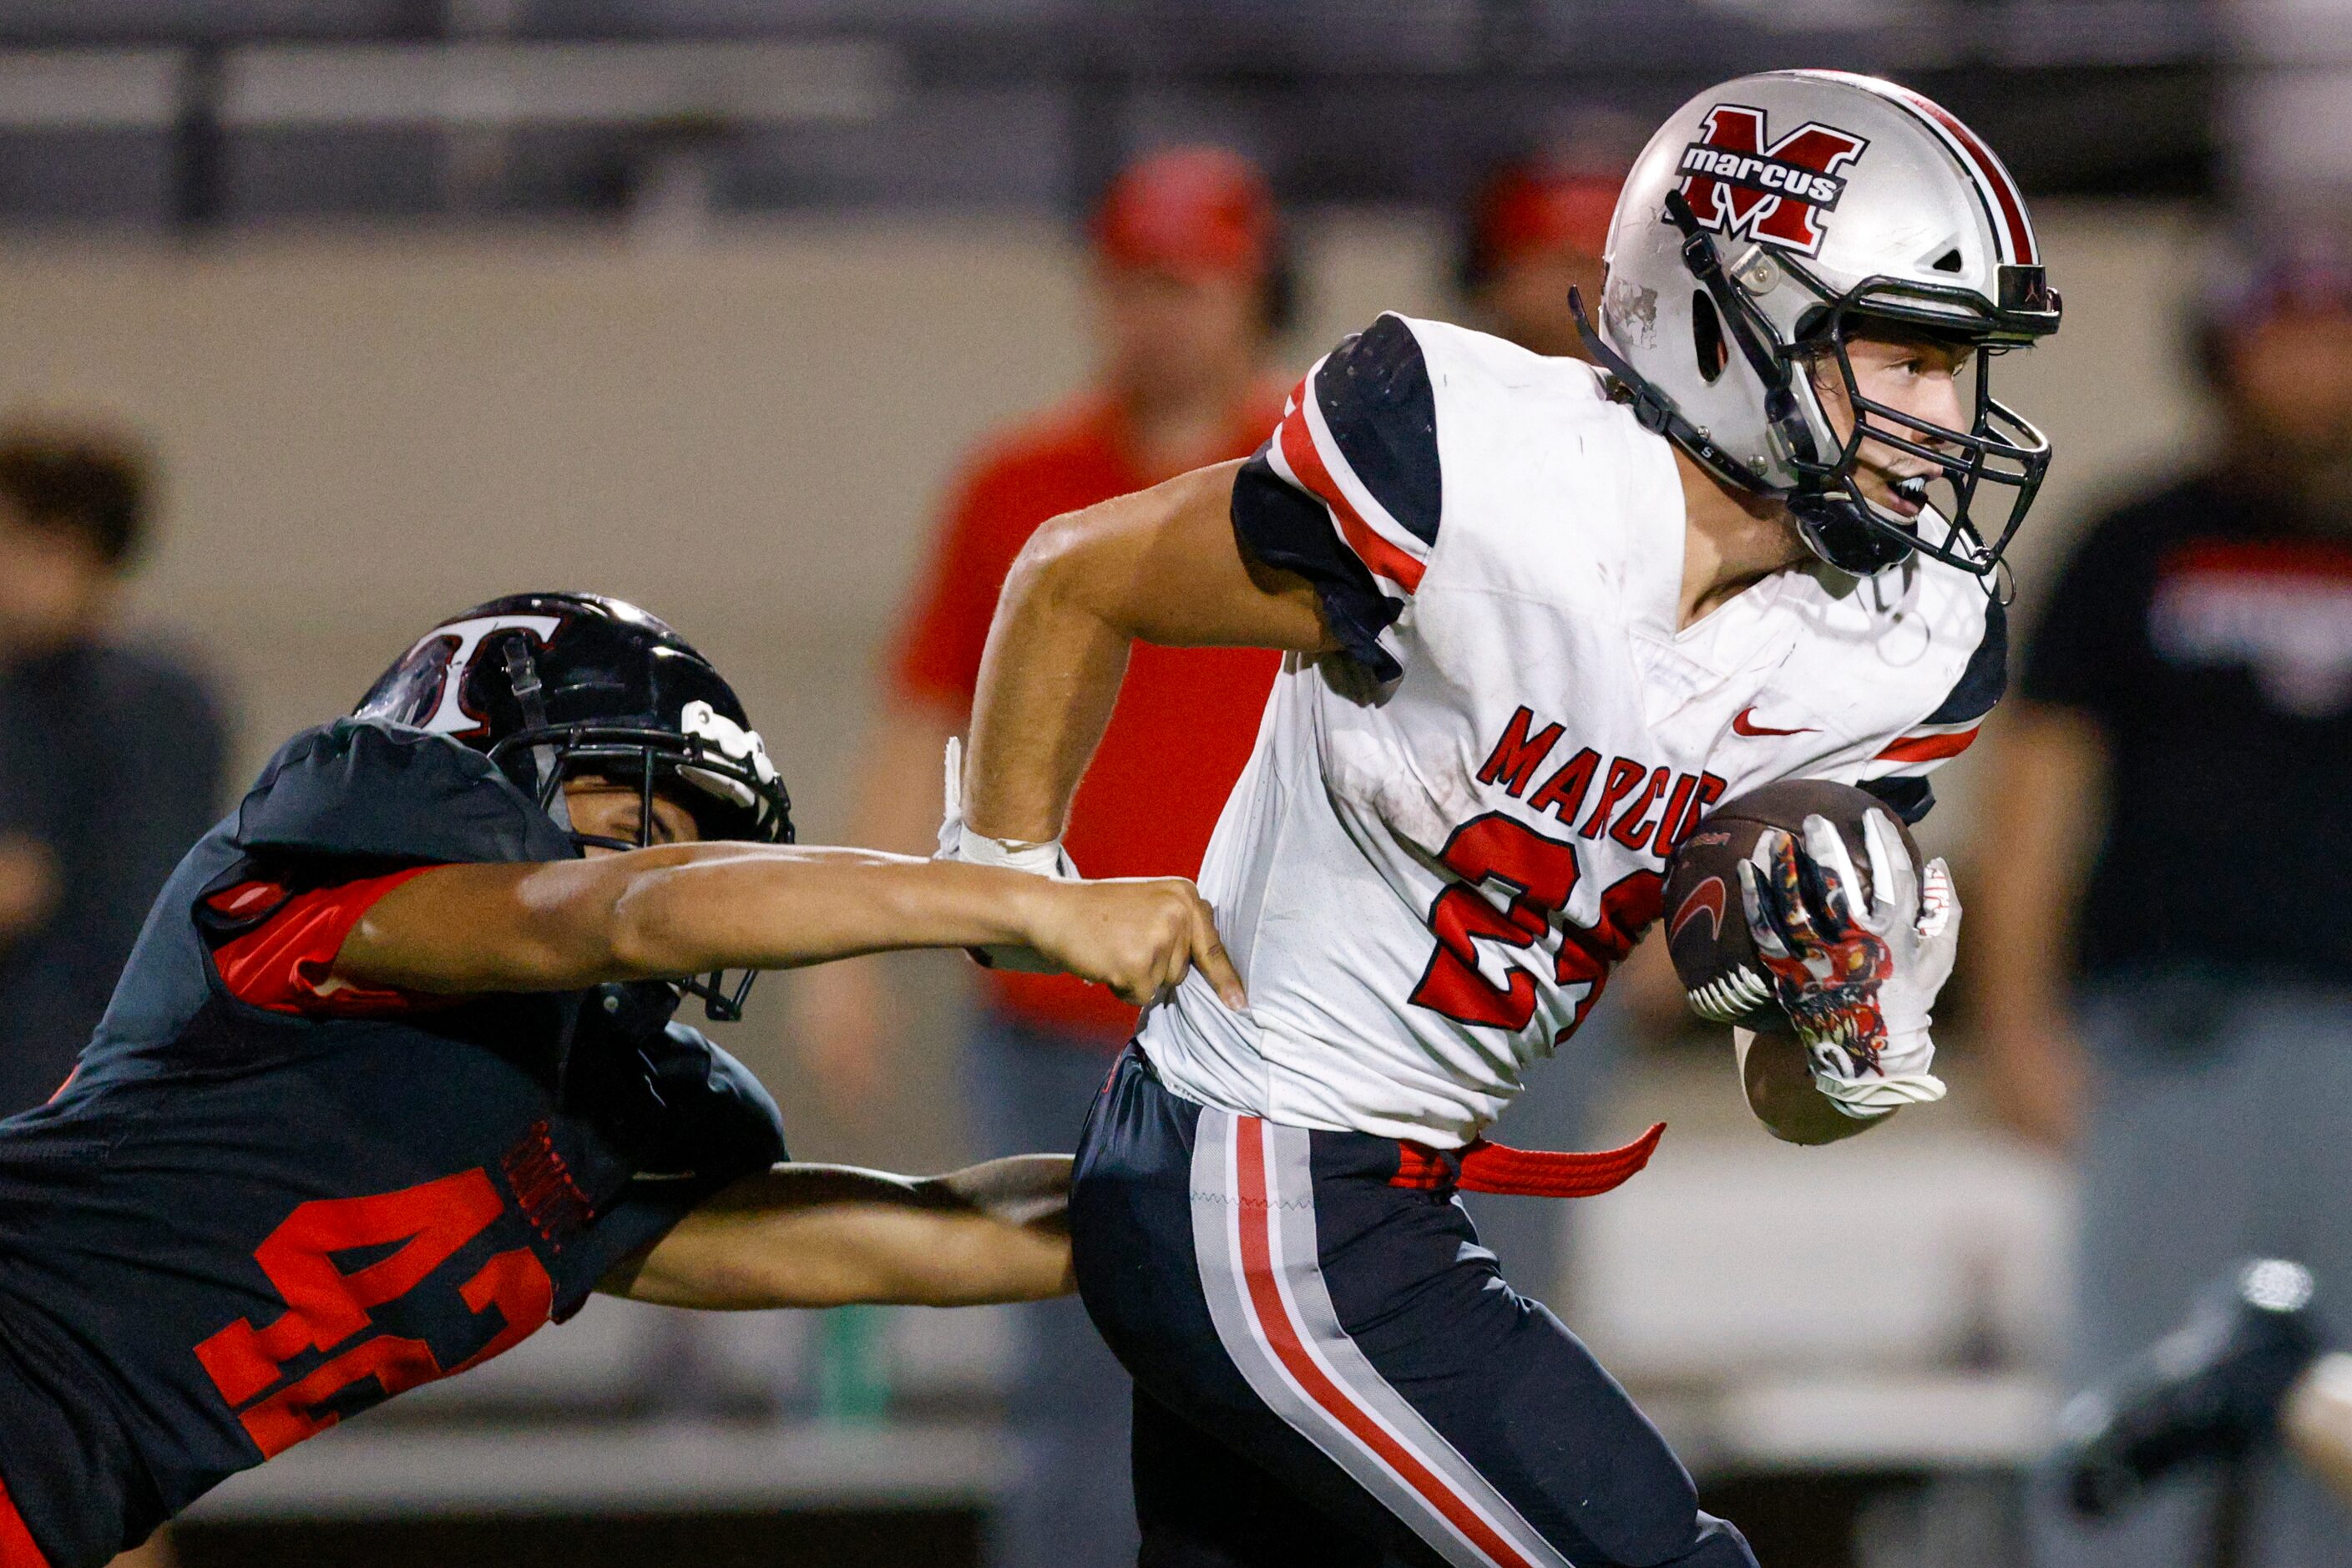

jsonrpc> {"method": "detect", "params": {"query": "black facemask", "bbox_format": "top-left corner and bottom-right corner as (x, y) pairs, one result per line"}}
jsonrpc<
(357, 591), (794, 1024)
(1574, 190), (2059, 586)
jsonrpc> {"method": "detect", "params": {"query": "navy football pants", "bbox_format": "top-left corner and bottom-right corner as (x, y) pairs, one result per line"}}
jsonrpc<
(1072, 1048), (1755, 1568)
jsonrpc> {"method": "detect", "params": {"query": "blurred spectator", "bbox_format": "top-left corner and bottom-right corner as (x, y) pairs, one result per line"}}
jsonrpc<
(792, 146), (1290, 1568)
(1971, 235), (2352, 1566)
(1456, 157), (1621, 359)
(0, 426), (227, 1116)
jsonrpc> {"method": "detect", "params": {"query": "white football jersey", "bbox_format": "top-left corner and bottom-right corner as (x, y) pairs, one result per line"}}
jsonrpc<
(1137, 314), (2002, 1148)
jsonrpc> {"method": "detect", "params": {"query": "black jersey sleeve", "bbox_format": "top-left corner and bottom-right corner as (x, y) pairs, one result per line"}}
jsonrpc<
(1858, 775), (1935, 825)
(1232, 313), (1442, 681)
(232, 718), (574, 869)
(553, 1026), (789, 1319)
(1925, 594), (2011, 729)
(1232, 454), (1406, 681)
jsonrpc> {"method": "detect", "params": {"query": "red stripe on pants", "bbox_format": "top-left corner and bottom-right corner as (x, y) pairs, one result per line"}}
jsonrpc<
(0, 1479), (49, 1568)
(1232, 1116), (1537, 1568)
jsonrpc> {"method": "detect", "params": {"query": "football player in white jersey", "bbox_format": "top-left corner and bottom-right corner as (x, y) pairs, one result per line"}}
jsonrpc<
(943, 70), (2061, 1568)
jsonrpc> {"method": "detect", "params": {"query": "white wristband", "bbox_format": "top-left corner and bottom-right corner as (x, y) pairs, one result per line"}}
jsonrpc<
(933, 737), (1079, 972)
(945, 822), (1077, 879)
(933, 736), (1080, 876)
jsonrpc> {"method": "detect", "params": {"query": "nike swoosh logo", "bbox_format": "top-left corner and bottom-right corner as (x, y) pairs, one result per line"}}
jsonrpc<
(1669, 877), (1726, 946)
(1732, 705), (1818, 738)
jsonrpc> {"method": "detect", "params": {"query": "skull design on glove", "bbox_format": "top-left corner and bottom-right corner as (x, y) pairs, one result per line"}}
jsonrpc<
(1740, 819), (1899, 1076)
(1734, 809), (1958, 1119)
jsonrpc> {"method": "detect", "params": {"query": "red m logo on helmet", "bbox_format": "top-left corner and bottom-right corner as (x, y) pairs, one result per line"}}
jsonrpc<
(1677, 104), (1868, 255)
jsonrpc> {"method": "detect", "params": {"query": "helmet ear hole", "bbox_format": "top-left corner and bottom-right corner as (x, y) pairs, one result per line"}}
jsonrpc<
(1692, 291), (1728, 384)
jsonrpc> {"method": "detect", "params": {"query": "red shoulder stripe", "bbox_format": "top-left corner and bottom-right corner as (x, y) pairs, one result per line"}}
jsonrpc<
(209, 866), (448, 1017)
(1276, 391), (1428, 593)
(1875, 725), (1981, 765)
(0, 1476), (51, 1568)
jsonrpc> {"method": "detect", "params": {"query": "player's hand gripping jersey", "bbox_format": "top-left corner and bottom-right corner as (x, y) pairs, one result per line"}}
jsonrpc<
(1139, 314), (2003, 1146)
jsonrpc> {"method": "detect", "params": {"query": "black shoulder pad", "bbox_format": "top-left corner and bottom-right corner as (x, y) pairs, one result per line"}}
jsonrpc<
(234, 719), (574, 867)
(1313, 314), (1441, 549)
(1925, 596), (2007, 726)
(1232, 448), (1404, 682)
(1859, 775), (1935, 825)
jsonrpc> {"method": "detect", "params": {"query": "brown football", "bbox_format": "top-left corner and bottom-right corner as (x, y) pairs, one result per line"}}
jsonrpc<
(1660, 779), (1923, 1030)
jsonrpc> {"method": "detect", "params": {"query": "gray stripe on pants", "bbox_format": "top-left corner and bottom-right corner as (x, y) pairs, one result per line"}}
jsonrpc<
(1188, 1108), (1577, 1568)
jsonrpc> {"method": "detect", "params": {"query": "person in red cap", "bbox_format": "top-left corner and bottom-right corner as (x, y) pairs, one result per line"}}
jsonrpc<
(792, 145), (1292, 1568)
(1457, 158), (1621, 359)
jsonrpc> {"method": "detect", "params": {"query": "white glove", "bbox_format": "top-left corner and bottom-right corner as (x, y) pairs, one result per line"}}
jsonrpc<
(933, 736), (1080, 973)
(1736, 809), (1958, 1120)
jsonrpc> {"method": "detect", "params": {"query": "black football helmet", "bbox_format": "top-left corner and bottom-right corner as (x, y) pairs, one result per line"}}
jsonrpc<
(356, 591), (793, 1019)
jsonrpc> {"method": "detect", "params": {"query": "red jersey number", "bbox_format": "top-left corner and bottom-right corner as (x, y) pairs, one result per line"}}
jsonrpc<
(1409, 813), (1664, 1037)
(193, 1171), (554, 1459)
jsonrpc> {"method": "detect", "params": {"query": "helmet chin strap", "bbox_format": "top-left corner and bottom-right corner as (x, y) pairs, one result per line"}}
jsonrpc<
(502, 638), (573, 835)
(1571, 287), (1778, 497)
(1788, 491), (1916, 575)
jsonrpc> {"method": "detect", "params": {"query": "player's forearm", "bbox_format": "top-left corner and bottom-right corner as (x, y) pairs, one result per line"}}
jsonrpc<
(961, 511), (1136, 843)
(954, 486), (1166, 846)
(959, 461), (1328, 844)
(346, 842), (1239, 1007)
(605, 847), (1070, 977)
(346, 847), (1064, 994)
(603, 1156), (1075, 1309)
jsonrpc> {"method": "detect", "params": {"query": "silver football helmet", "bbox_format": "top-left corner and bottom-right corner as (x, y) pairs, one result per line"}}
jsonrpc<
(1575, 69), (2062, 579)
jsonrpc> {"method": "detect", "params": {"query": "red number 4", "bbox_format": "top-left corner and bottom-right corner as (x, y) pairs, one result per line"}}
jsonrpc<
(1408, 812), (1662, 1039)
(194, 1171), (554, 1459)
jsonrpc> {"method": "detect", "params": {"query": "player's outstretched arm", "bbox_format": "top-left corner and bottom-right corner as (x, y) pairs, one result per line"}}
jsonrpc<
(962, 458), (1333, 844)
(332, 847), (1244, 1009)
(599, 1155), (1075, 1308)
(1737, 1029), (1883, 1146)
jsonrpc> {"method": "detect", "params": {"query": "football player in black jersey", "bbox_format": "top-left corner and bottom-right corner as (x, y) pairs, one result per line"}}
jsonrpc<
(0, 592), (1242, 1568)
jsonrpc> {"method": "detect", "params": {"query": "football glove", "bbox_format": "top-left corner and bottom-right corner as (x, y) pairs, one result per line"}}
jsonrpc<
(933, 736), (1079, 974)
(1736, 809), (1957, 1120)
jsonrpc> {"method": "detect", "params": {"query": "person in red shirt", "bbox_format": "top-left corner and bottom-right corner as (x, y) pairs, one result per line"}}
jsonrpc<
(793, 146), (1292, 1568)
(1456, 156), (1622, 360)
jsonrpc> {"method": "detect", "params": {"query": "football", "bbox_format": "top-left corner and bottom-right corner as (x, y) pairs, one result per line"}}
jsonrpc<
(1660, 779), (1924, 1030)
